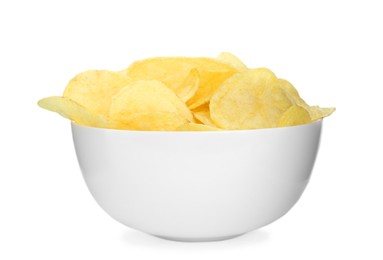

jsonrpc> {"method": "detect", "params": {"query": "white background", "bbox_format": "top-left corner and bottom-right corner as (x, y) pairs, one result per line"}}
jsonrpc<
(1, 0), (382, 259)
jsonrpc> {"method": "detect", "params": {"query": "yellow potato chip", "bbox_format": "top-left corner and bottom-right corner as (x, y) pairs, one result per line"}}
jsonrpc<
(174, 69), (199, 103)
(176, 123), (222, 131)
(278, 79), (336, 121)
(216, 52), (247, 71)
(121, 57), (237, 108)
(191, 103), (217, 127)
(278, 105), (311, 127)
(39, 53), (335, 131)
(37, 96), (109, 128)
(308, 106), (336, 121)
(279, 79), (310, 109)
(112, 112), (188, 131)
(210, 68), (293, 130)
(186, 70), (236, 109)
(63, 70), (131, 117)
(109, 80), (194, 128)
(121, 57), (235, 84)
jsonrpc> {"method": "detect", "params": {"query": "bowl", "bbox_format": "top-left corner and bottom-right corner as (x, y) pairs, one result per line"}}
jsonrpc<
(71, 120), (322, 242)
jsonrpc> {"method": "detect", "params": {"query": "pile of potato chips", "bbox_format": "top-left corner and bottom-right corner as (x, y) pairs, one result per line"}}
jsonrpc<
(38, 52), (335, 131)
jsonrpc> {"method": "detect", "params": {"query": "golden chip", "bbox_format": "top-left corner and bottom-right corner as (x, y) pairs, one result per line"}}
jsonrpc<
(121, 56), (235, 86)
(112, 112), (188, 131)
(216, 52), (247, 71)
(121, 57), (237, 109)
(279, 79), (335, 121)
(191, 103), (217, 127)
(39, 53), (335, 131)
(37, 96), (109, 128)
(279, 79), (309, 108)
(186, 70), (236, 109)
(278, 105), (311, 127)
(210, 68), (293, 130)
(63, 70), (131, 117)
(176, 123), (222, 131)
(109, 80), (194, 128)
(174, 69), (200, 103)
(308, 106), (336, 121)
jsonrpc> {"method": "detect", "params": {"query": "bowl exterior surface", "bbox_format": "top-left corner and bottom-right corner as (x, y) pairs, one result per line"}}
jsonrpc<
(72, 121), (322, 241)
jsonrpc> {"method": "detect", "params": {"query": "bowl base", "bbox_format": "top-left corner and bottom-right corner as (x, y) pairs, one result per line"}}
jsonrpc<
(153, 233), (244, 242)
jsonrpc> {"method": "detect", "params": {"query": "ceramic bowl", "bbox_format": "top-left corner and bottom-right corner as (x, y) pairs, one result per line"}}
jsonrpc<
(72, 120), (322, 242)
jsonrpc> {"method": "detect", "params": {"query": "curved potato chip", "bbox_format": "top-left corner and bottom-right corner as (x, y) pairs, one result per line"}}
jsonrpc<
(109, 80), (194, 126)
(112, 112), (187, 131)
(279, 79), (310, 108)
(174, 69), (199, 103)
(38, 96), (109, 128)
(278, 105), (311, 127)
(38, 53), (335, 131)
(210, 68), (293, 130)
(176, 123), (222, 131)
(216, 52), (247, 71)
(308, 106), (336, 121)
(63, 70), (131, 117)
(191, 103), (216, 127)
(121, 57), (235, 84)
(279, 79), (335, 121)
(186, 70), (236, 109)
(120, 57), (237, 107)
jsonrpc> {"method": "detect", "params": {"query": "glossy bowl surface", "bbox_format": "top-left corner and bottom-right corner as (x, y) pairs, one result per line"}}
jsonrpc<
(72, 120), (322, 242)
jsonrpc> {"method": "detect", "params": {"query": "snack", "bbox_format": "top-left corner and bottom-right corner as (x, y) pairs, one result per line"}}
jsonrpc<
(176, 123), (222, 131)
(38, 96), (109, 127)
(121, 56), (237, 109)
(63, 70), (131, 118)
(209, 68), (293, 130)
(278, 105), (311, 127)
(216, 52), (248, 71)
(109, 80), (193, 130)
(38, 52), (335, 131)
(191, 103), (217, 127)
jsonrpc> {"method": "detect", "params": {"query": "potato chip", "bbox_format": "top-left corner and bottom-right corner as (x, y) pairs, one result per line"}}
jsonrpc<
(121, 57), (235, 84)
(278, 105), (311, 127)
(186, 70), (236, 109)
(39, 53), (335, 131)
(191, 103), (216, 127)
(63, 70), (131, 117)
(216, 52), (247, 71)
(112, 112), (188, 131)
(176, 123), (222, 131)
(279, 79), (335, 121)
(121, 57), (237, 108)
(174, 69), (199, 102)
(38, 96), (109, 128)
(308, 106), (336, 121)
(210, 68), (293, 130)
(109, 80), (194, 128)
(279, 79), (309, 108)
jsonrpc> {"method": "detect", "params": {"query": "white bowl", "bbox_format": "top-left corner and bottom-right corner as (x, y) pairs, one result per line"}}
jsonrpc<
(71, 120), (322, 242)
